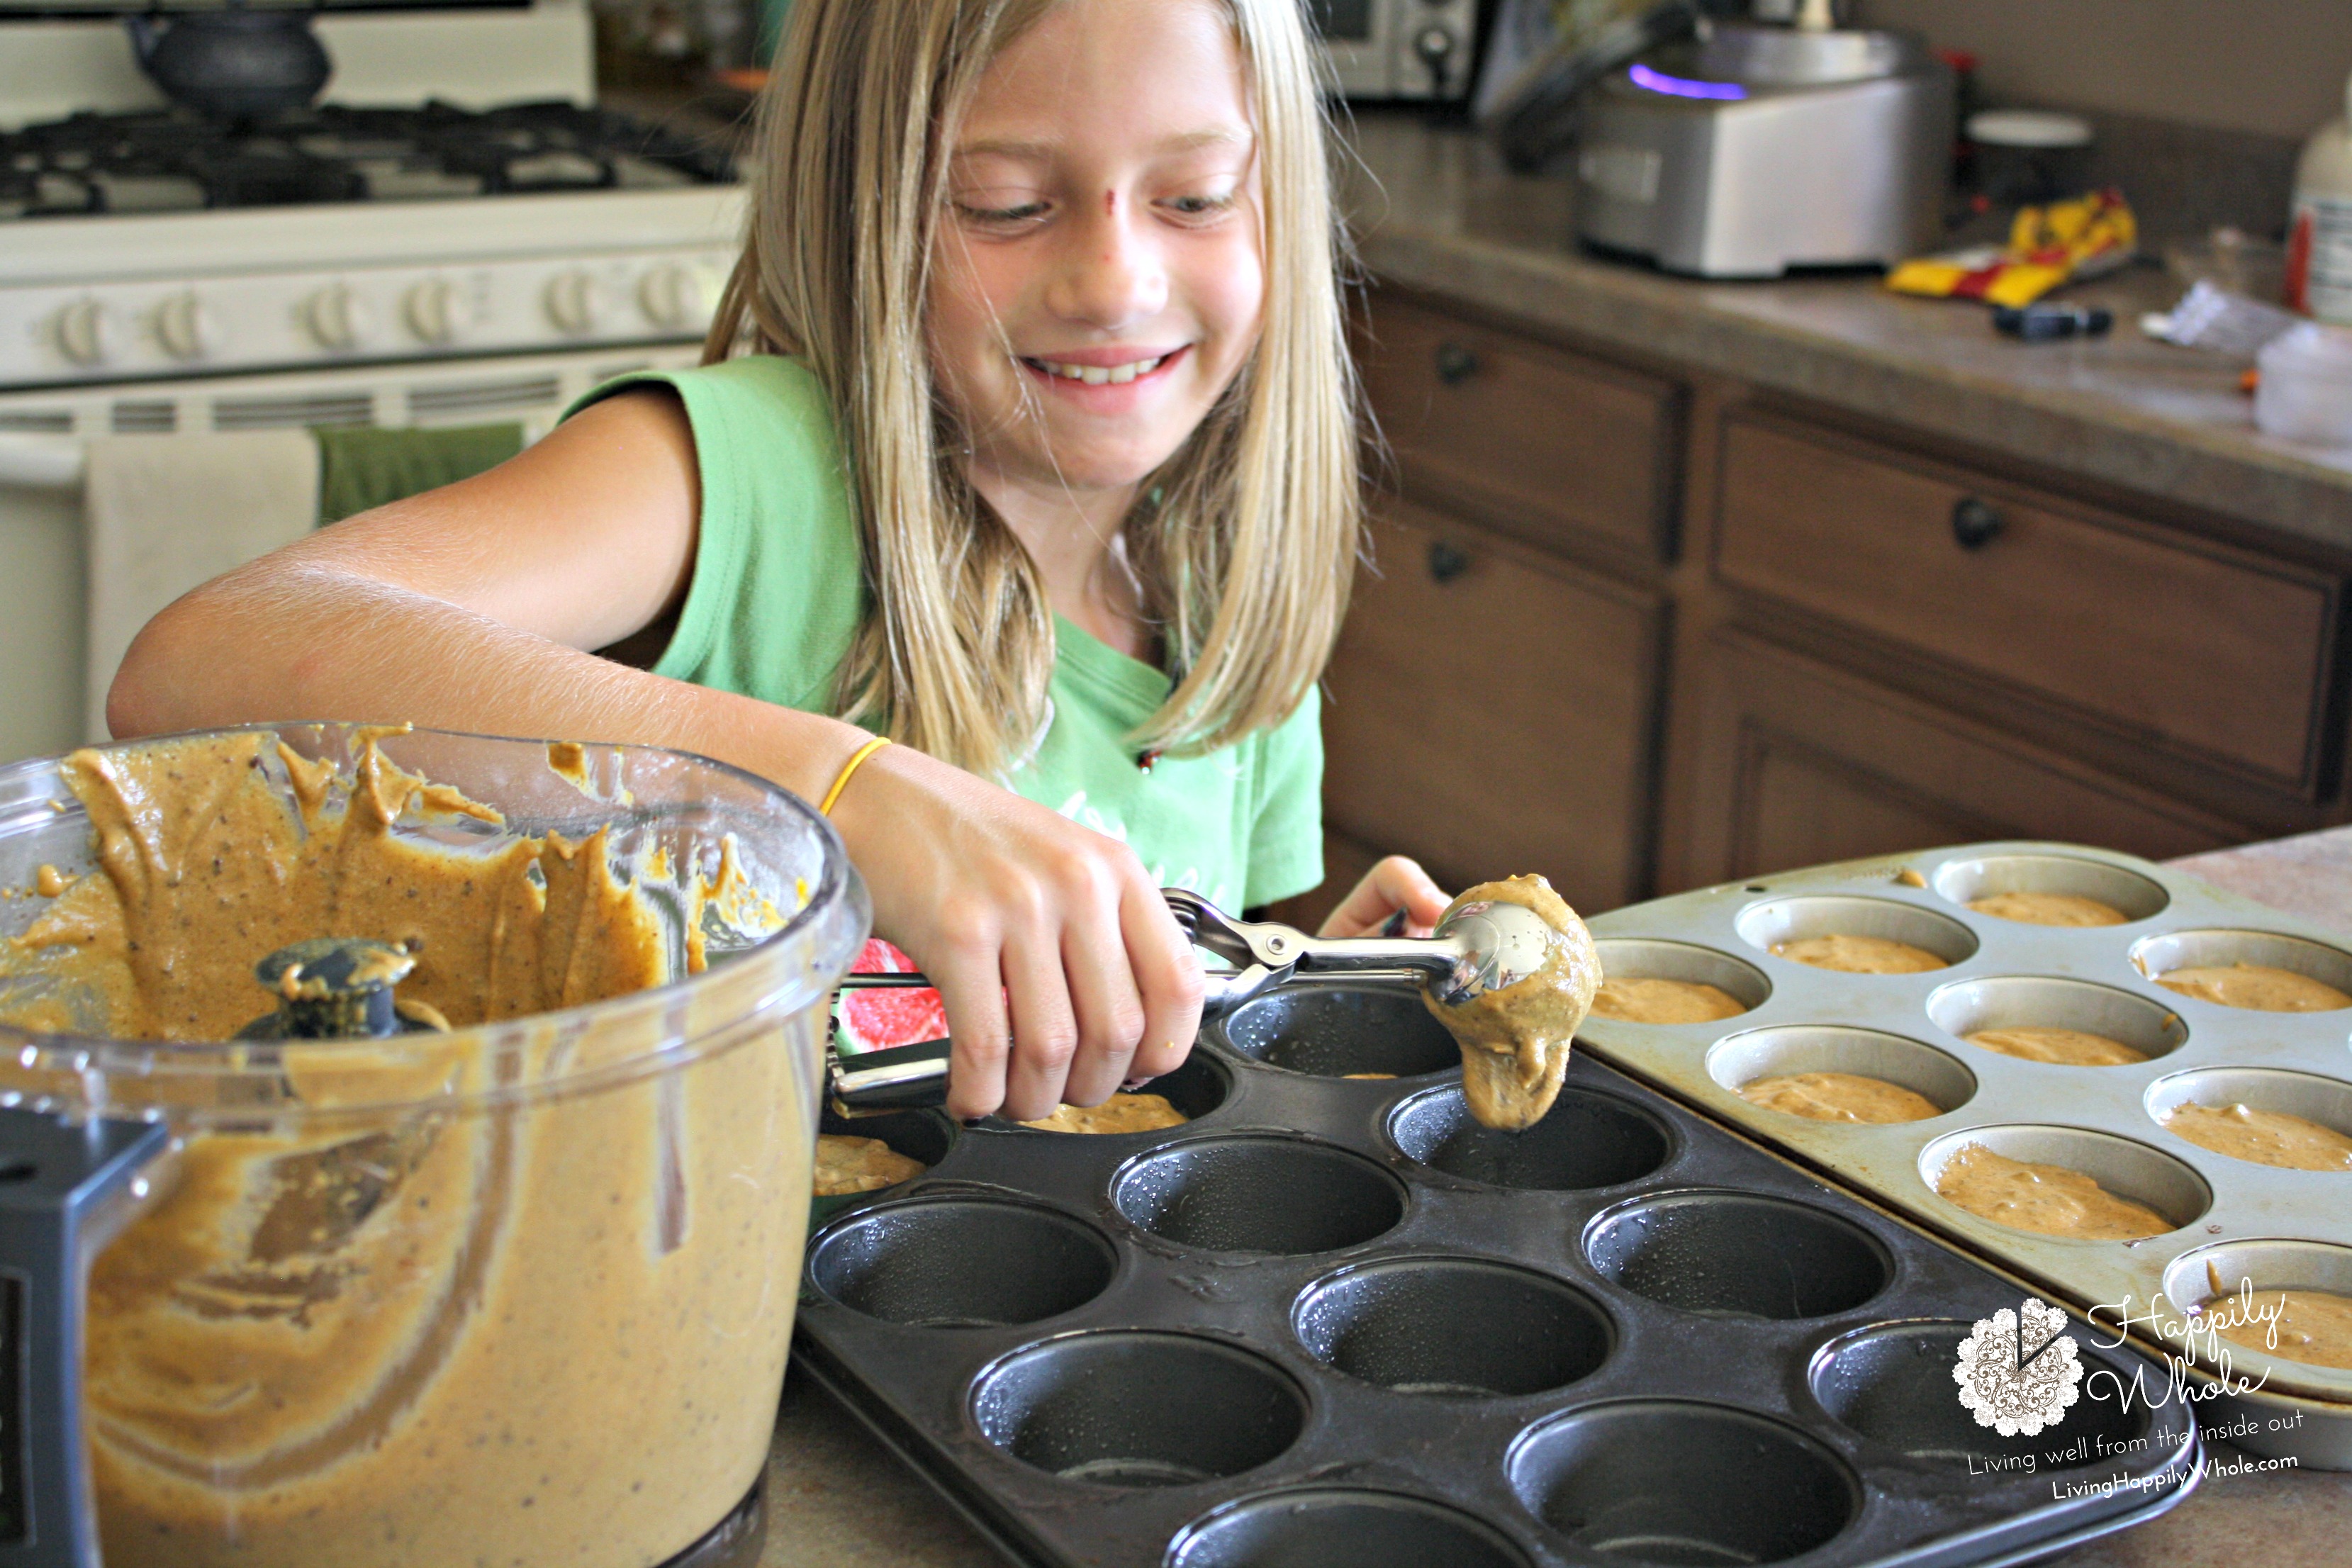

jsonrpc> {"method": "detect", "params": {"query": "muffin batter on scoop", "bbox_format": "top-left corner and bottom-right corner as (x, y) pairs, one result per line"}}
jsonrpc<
(1421, 876), (1601, 1131)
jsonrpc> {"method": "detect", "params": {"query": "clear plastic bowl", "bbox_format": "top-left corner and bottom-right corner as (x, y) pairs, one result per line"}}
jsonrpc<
(0, 724), (866, 1568)
(2256, 322), (2352, 447)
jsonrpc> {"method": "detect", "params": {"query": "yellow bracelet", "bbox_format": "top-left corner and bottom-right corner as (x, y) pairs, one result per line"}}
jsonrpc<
(819, 735), (892, 816)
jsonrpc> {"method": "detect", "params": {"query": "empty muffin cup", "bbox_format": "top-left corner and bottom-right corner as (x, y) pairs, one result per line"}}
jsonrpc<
(1736, 896), (1978, 971)
(2130, 929), (2352, 1012)
(1113, 1135), (1406, 1255)
(1918, 1127), (2210, 1238)
(1169, 1489), (1533, 1568)
(808, 1197), (1119, 1326)
(1927, 976), (2188, 1065)
(1589, 939), (1771, 1022)
(1706, 1026), (1975, 1119)
(1932, 854), (2168, 926)
(1810, 1321), (2149, 1468)
(1293, 1257), (1613, 1396)
(970, 1332), (1306, 1486)
(1509, 1401), (1859, 1564)
(1585, 1191), (1891, 1319)
(1389, 1085), (1671, 1192)
(1214, 986), (1459, 1078)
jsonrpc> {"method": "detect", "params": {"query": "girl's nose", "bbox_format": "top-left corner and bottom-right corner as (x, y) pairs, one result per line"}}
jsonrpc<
(1046, 195), (1167, 328)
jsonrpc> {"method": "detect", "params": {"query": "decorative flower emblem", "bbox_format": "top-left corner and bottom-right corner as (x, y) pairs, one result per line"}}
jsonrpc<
(1954, 1297), (2084, 1436)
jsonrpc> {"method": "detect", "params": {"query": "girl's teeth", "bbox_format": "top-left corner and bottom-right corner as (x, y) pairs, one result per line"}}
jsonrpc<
(1034, 355), (1164, 385)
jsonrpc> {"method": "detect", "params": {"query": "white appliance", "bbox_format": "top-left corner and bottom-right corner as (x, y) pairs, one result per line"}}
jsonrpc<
(0, 1), (747, 766)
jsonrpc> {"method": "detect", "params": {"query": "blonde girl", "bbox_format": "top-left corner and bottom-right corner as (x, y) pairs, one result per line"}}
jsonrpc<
(110, 0), (1447, 1120)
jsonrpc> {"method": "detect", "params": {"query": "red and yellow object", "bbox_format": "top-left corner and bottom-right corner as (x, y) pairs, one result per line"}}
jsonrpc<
(1887, 189), (2138, 308)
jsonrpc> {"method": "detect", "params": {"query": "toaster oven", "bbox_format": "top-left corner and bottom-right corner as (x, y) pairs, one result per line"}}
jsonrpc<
(1313, 0), (1480, 101)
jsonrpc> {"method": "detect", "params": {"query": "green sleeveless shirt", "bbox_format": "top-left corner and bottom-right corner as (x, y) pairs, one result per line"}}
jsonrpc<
(568, 355), (1323, 912)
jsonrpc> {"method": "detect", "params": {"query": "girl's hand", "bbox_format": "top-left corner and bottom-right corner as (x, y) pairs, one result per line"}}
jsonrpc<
(1317, 856), (1451, 940)
(827, 741), (1204, 1122)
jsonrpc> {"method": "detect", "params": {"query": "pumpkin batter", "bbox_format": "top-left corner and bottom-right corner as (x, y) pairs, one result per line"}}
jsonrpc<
(1967, 892), (2127, 926)
(1590, 975), (1747, 1024)
(814, 1133), (926, 1195)
(1421, 875), (1598, 1132)
(1020, 1090), (1187, 1134)
(2201, 1264), (2352, 1370)
(0, 729), (807, 1568)
(1964, 1027), (2147, 1067)
(2152, 963), (2352, 1012)
(1772, 934), (1948, 974)
(2161, 1102), (2352, 1172)
(1932, 1144), (2173, 1240)
(1738, 1071), (1942, 1124)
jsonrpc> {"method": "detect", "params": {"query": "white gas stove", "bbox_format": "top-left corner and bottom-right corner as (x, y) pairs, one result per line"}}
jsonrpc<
(0, 0), (748, 766)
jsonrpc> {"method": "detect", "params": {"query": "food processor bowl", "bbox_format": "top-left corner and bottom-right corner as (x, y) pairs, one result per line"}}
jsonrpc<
(0, 723), (867, 1568)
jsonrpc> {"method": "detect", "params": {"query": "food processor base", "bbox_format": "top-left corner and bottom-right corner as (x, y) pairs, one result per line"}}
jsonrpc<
(661, 1482), (766, 1568)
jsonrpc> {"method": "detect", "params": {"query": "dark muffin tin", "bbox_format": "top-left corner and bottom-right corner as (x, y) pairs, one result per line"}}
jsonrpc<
(795, 987), (2200, 1568)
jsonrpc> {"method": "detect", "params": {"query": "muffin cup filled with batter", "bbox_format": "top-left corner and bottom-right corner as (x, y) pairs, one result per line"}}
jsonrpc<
(2132, 929), (2352, 1014)
(2146, 1068), (2352, 1172)
(1930, 853), (2168, 929)
(1919, 1126), (2207, 1243)
(1706, 1026), (1973, 1126)
(2164, 1241), (2352, 1377)
(1926, 976), (2190, 1069)
(1589, 939), (1769, 1026)
(1734, 895), (1978, 977)
(0, 724), (866, 1568)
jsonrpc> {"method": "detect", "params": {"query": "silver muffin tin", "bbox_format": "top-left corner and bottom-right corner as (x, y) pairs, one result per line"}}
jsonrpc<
(1580, 840), (2352, 1469)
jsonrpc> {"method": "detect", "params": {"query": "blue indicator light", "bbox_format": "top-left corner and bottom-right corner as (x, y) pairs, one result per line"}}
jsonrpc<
(1628, 62), (1747, 100)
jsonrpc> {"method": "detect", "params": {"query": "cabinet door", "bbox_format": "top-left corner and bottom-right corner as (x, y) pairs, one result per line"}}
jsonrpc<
(1671, 629), (2245, 887)
(1322, 500), (1667, 913)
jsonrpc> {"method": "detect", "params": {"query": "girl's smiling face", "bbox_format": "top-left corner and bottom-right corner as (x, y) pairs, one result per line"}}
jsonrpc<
(929, 0), (1265, 502)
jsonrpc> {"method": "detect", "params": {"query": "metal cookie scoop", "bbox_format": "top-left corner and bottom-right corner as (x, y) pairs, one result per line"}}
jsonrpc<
(828, 890), (1554, 1114)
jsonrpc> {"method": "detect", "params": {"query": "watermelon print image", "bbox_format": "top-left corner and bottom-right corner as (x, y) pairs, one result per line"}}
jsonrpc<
(836, 938), (948, 1055)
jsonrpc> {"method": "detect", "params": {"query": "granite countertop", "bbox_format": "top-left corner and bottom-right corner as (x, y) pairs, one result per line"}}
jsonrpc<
(756, 828), (2352, 1567)
(1340, 111), (2352, 551)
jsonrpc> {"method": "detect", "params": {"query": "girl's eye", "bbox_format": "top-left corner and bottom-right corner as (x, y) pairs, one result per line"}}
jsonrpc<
(954, 199), (1051, 228)
(1163, 191), (1237, 220)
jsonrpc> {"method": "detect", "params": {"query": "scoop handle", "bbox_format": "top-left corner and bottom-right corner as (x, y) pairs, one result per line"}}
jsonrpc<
(0, 1107), (175, 1567)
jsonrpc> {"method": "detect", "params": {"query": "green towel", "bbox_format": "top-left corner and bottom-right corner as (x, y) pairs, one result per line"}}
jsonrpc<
(313, 422), (525, 527)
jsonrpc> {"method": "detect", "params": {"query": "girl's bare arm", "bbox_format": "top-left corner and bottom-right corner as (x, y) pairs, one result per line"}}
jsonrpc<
(108, 390), (1202, 1120)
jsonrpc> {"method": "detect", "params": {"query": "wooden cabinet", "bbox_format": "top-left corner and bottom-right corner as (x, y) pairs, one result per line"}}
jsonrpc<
(1714, 410), (2341, 794)
(1360, 296), (1684, 564)
(1320, 498), (1667, 914)
(1674, 630), (2246, 886)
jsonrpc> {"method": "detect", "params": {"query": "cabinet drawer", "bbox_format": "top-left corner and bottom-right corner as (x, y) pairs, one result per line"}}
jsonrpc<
(1362, 297), (1681, 561)
(1322, 500), (1666, 912)
(1714, 413), (2339, 790)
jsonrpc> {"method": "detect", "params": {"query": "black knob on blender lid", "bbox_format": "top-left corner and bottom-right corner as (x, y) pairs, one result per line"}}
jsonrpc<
(241, 937), (420, 1041)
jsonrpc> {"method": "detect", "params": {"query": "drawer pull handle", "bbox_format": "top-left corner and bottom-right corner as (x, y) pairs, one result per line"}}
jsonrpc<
(1951, 496), (2004, 550)
(1434, 341), (1480, 386)
(1427, 541), (1471, 583)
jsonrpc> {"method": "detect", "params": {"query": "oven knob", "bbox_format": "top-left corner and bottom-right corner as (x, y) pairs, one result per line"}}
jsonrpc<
(53, 298), (117, 366)
(543, 269), (603, 335)
(155, 291), (220, 362)
(638, 262), (716, 332)
(303, 282), (375, 351)
(403, 277), (465, 345)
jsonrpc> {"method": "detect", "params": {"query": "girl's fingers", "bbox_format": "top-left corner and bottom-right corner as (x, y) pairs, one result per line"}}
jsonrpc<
(931, 939), (1014, 1122)
(1318, 855), (1452, 939)
(999, 926), (1082, 1122)
(1058, 898), (1145, 1107)
(1122, 877), (1203, 1082)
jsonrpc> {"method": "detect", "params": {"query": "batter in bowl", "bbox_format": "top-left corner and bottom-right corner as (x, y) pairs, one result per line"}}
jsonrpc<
(1964, 1027), (2147, 1067)
(1933, 1144), (2173, 1241)
(2161, 1102), (2352, 1172)
(1590, 976), (1747, 1024)
(1739, 1072), (1942, 1124)
(1422, 875), (1601, 1133)
(1020, 1091), (1187, 1133)
(1967, 892), (2127, 926)
(815, 1134), (926, 1194)
(2153, 963), (2352, 1012)
(1772, 935), (1948, 974)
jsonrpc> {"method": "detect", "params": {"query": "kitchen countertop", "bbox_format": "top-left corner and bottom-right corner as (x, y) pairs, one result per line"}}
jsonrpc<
(754, 825), (2352, 1567)
(1341, 110), (2352, 551)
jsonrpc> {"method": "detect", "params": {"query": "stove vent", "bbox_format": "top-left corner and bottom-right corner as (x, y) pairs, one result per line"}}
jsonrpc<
(111, 401), (177, 435)
(213, 393), (376, 432)
(0, 410), (74, 435)
(408, 376), (564, 421)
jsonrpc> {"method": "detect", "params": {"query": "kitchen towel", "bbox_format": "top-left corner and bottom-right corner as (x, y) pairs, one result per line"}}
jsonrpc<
(82, 429), (321, 744)
(315, 421), (523, 525)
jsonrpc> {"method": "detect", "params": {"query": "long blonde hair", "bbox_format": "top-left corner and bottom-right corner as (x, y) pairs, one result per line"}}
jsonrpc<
(705, 0), (1361, 777)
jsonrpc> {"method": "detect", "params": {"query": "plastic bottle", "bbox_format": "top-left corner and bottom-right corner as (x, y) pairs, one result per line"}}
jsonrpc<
(2285, 68), (2352, 325)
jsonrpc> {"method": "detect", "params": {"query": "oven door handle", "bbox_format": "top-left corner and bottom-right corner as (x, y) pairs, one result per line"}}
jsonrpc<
(0, 434), (86, 491)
